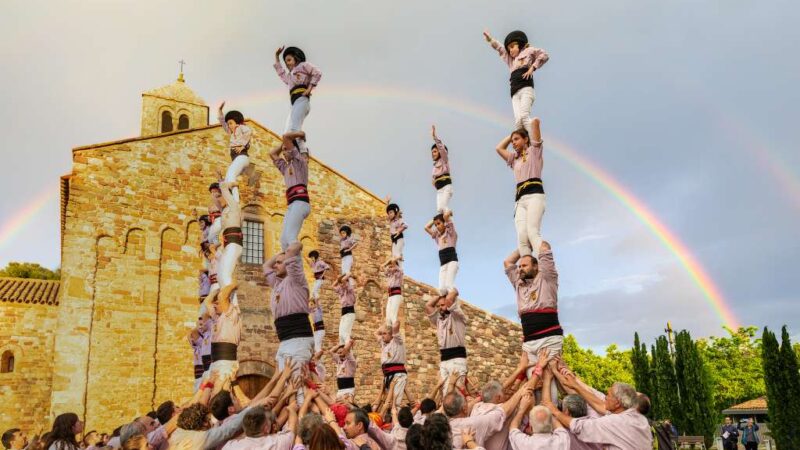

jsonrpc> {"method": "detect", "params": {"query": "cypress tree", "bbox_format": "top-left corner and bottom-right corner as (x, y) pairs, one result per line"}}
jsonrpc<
(653, 336), (682, 428)
(631, 333), (653, 400)
(649, 344), (662, 420)
(674, 330), (716, 447)
(762, 328), (785, 448)
(779, 327), (800, 447)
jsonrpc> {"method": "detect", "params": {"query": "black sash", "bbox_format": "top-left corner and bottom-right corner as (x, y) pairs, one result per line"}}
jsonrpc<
(382, 363), (407, 389)
(290, 85), (309, 104)
(515, 177), (545, 201)
(341, 305), (355, 315)
(440, 346), (467, 361)
(434, 173), (452, 190)
(313, 320), (325, 331)
(201, 355), (212, 371)
(194, 364), (204, 379)
(520, 310), (563, 342)
(438, 247), (458, 266)
(391, 232), (404, 243)
(211, 342), (238, 361)
(337, 377), (355, 390)
(340, 249), (352, 257)
(274, 312), (314, 342)
(229, 143), (250, 161)
(223, 227), (243, 247)
(509, 67), (534, 97)
(314, 271), (324, 280)
(388, 287), (402, 296)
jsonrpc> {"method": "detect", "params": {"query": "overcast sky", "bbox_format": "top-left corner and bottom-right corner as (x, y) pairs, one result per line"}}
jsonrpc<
(1, 0), (797, 351)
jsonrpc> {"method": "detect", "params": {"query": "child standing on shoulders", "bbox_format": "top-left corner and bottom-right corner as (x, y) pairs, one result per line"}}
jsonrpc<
(218, 102), (254, 202)
(386, 201), (408, 268)
(274, 46), (322, 155)
(306, 250), (331, 301)
(483, 29), (549, 137)
(430, 125), (454, 215)
(338, 225), (358, 275)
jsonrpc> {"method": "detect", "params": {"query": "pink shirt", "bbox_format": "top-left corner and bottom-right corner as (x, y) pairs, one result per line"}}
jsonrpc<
(385, 265), (403, 290)
(450, 407), (506, 449)
(508, 428), (569, 450)
(430, 221), (457, 250)
(265, 255), (310, 319)
(218, 113), (253, 149)
(505, 249), (558, 314)
(311, 305), (324, 324)
(391, 425), (407, 450)
(340, 236), (356, 252)
(312, 259), (331, 275)
(432, 137), (451, 178)
(569, 409), (653, 450)
(333, 352), (357, 378)
(471, 402), (512, 450)
(335, 282), (356, 308)
(273, 145), (309, 187)
(427, 300), (467, 349)
(506, 141), (544, 183)
(489, 39), (550, 72)
(380, 333), (406, 365)
(221, 432), (294, 450)
(389, 217), (407, 236)
(210, 304), (241, 345)
(274, 62), (323, 90)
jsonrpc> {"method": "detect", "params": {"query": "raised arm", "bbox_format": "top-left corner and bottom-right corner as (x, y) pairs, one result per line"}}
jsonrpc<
(286, 241), (302, 259)
(495, 135), (514, 162)
(273, 46), (291, 86)
(509, 392), (534, 432)
(218, 181), (237, 208)
(270, 144), (283, 162)
(424, 294), (439, 316)
(483, 29), (507, 59)
(504, 249), (521, 270)
(530, 117), (542, 143)
(217, 102), (230, 134)
(423, 220), (437, 238)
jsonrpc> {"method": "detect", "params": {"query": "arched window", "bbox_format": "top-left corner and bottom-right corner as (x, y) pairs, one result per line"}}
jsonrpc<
(1, 351), (14, 373)
(177, 114), (190, 130)
(161, 111), (173, 133)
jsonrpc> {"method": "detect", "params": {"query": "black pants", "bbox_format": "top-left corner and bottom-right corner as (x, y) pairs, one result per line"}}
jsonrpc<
(722, 442), (737, 450)
(745, 442), (758, 450)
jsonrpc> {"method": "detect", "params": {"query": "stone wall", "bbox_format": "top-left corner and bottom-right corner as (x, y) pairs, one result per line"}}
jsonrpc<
(0, 301), (58, 431)
(48, 118), (524, 434)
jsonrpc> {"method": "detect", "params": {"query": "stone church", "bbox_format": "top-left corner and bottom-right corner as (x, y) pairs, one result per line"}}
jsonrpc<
(0, 74), (523, 433)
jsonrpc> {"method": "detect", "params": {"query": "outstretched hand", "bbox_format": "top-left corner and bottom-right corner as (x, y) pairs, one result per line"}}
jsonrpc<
(218, 101), (225, 112)
(483, 29), (492, 42)
(275, 46), (285, 61)
(536, 348), (553, 369)
(431, 124), (437, 139)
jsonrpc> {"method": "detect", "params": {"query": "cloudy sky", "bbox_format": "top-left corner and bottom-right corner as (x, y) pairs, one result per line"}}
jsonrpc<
(1, 0), (797, 351)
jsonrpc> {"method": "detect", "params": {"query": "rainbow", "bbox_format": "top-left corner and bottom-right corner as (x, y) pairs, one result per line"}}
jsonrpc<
(231, 84), (740, 329)
(0, 184), (58, 253)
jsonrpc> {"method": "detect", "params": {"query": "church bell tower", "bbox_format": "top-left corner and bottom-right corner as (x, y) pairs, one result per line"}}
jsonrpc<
(140, 67), (209, 137)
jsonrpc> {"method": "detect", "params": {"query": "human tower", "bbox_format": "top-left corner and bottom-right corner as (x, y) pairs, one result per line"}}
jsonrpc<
(189, 31), (557, 407)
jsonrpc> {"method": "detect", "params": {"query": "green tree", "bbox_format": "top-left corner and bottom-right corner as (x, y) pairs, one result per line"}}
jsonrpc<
(778, 327), (800, 447)
(762, 328), (786, 448)
(0, 261), (60, 280)
(561, 334), (633, 393)
(674, 330), (716, 447)
(652, 336), (682, 426)
(696, 327), (764, 416)
(631, 332), (653, 401)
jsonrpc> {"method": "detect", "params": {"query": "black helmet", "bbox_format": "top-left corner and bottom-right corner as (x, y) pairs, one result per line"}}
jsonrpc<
(283, 46), (306, 64)
(339, 225), (352, 236)
(208, 182), (220, 192)
(386, 203), (400, 214)
(308, 250), (320, 259)
(504, 30), (528, 52)
(224, 110), (244, 125)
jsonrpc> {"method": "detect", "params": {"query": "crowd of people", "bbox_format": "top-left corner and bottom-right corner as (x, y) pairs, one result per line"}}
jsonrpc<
(6, 31), (670, 450)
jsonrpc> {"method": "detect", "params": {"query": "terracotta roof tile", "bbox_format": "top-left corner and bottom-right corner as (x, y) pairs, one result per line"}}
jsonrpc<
(0, 277), (60, 305)
(727, 397), (767, 411)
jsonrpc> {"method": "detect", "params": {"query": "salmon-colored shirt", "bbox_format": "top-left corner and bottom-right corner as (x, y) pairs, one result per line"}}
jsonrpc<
(508, 428), (569, 450)
(506, 141), (544, 183)
(273, 62), (322, 90)
(210, 304), (241, 345)
(430, 221), (458, 250)
(489, 39), (550, 73)
(385, 265), (403, 290)
(570, 409), (653, 450)
(427, 299), (467, 349)
(389, 217), (407, 236)
(432, 137), (451, 179)
(335, 282), (356, 308)
(265, 255), (310, 319)
(273, 145), (309, 187)
(450, 407), (505, 449)
(333, 352), (357, 378)
(505, 249), (558, 314)
(312, 259), (331, 275)
(380, 333), (406, 365)
(218, 113), (253, 149)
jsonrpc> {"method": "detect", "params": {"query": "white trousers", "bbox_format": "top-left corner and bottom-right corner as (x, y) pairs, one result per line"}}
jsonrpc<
(336, 387), (356, 401)
(386, 294), (403, 326)
(280, 200), (310, 251)
(514, 193), (546, 258)
(523, 335), (563, 403)
(511, 86), (536, 137)
(436, 184), (454, 214)
(311, 279), (324, 300)
(208, 218), (221, 246)
(313, 329), (325, 353)
(439, 357), (468, 394)
(438, 261), (459, 295)
(388, 372), (408, 407)
(392, 238), (404, 269)
(284, 97), (311, 154)
(339, 312), (356, 345)
(225, 154), (250, 202)
(218, 243), (242, 288)
(207, 359), (239, 381)
(276, 336), (314, 405)
(341, 255), (353, 275)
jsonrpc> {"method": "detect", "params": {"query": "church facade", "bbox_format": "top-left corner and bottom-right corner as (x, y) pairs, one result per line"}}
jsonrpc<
(0, 76), (523, 433)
